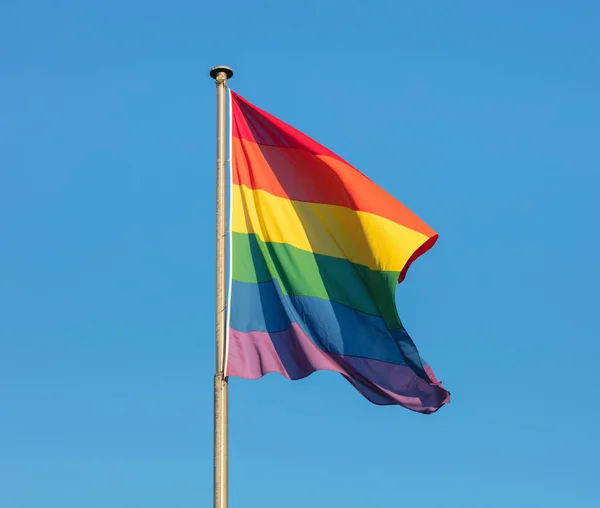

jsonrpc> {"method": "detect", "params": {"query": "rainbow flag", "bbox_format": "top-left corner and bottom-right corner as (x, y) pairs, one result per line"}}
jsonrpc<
(226, 91), (450, 414)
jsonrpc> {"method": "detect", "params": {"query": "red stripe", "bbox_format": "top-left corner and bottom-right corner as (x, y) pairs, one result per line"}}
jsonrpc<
(398, 235), (438, 283)
(232, 91), (344, 161)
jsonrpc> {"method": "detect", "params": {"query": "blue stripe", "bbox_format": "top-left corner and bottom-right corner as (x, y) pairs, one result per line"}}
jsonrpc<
(230, 279), (430, 377)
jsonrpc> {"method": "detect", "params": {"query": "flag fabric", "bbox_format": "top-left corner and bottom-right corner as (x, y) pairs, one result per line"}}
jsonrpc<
(225, 91), (450, 413)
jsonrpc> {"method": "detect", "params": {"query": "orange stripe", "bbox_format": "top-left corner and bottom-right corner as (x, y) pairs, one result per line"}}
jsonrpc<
(232, 136), (436, 238)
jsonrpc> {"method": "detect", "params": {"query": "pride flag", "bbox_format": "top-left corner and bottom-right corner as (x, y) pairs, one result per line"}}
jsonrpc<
(226, 91), (450, 413)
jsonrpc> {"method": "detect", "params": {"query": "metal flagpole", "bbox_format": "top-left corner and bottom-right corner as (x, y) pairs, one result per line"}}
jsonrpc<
(209, 64), (233, 508)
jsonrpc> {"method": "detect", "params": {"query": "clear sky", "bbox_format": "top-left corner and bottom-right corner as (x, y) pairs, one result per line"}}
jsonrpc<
(1, 1), (599, 507)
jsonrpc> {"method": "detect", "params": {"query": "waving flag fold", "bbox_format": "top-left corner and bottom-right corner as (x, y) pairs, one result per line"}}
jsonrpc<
(226, 91), (450, 413)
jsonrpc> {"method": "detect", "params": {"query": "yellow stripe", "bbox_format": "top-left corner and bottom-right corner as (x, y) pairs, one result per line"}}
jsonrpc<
(231, 184), (430, 272)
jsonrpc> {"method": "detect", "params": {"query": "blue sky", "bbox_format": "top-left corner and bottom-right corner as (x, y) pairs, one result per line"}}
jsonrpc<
(1, 1), (599, 507)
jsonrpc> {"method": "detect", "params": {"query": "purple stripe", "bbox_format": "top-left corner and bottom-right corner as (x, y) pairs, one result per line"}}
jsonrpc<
(228, 323), (450, 414)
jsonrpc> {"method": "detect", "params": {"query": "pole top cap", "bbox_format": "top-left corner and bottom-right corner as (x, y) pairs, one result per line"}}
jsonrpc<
(209, 65), (234, 80)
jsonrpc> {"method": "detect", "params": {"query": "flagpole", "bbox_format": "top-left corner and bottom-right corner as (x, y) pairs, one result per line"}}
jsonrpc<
(210, 64), (233, 508)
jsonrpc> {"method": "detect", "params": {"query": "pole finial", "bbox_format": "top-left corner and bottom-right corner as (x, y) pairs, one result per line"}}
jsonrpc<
(210, 65), (234, 80)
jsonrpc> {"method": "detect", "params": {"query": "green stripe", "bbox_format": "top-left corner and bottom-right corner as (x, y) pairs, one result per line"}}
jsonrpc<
(232, 232), (402, 328)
